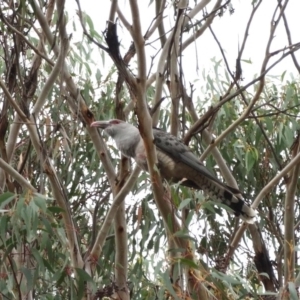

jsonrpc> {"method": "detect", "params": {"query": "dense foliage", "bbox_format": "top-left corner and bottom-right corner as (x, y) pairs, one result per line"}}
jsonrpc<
(0, 1), (299, 299)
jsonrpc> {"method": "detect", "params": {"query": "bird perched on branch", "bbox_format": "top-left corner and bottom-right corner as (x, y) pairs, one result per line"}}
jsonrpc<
(91, 119), (256, 223)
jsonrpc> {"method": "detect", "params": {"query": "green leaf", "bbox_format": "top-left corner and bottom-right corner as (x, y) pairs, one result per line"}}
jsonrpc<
(75, 268), (93, 282)
(284, 125), (294, 147)
(20, 267), (33, 290)
(33, 195), (47, 212)
(201, 201), (217, 213)
(83, 13), (94, 34)
(288, 282), (298, 300)
(0, 214), (9, 243)
(47, 206), (65, 214)
(178, 198), (192, 210)
(241, 58), (252, 64)
(160, 271), (179, 299)
(15, 196), (25, 215)
(176, 257), (199, 269)
(147, 238), (153, 250)
(53, 270), (66, 286)
(173, 230), (194, 241)
(0, 192), (15, 208)
(75, 268), (96, 299)
(31, 248), (45, 273)
(212, 271), (240, 285)
(245, 148), (256, 172)
(40, 216), (55, 235)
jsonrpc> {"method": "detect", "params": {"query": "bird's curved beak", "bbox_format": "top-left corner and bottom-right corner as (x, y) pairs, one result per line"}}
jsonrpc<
(90, 121), (110, 129)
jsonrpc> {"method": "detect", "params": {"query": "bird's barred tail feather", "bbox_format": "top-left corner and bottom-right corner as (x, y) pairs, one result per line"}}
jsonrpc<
(239, 203), (256, 224)
(193, 172), (256, 223)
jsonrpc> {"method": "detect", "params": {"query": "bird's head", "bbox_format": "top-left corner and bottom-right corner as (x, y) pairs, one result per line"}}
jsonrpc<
(90, 119), (125, 137)
(91, 119), (141, 157)
(90, 119), (138, 139)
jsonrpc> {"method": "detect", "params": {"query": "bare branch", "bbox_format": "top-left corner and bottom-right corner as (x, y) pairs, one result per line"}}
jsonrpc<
(0, 158), (36, 192)
(89, 166), (141, 260)
(284, 135), (300, 284)
(116, 4), (131, 30)
(144, 0), (167, 41)
(0, 8), (54, 66)
(281, 2), (300, 73)
(182, 0), (223, 51)
(108, 0), (118, 23)
(0, 79), (28, 122)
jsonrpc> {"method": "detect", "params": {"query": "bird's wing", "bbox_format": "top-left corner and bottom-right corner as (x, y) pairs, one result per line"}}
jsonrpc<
(153, 128), (256, 223)
(153, 128), (240, 194)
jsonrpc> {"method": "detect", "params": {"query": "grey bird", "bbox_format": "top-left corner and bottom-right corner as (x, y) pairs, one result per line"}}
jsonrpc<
(91, 119), (256, 223)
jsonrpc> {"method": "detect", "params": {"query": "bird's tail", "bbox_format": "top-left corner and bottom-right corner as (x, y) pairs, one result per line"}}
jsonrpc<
(239, 203), (257, 224)
(192, 172), (256, 223)
(225, 193), (256, 223)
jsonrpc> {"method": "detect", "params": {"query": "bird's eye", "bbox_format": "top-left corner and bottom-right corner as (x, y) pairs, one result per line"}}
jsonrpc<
(110, 119), (121, 125)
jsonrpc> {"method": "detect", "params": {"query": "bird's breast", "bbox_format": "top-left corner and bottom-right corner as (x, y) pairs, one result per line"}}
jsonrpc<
(134, 149), (177, 180)
(156, 150), (177, 181)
